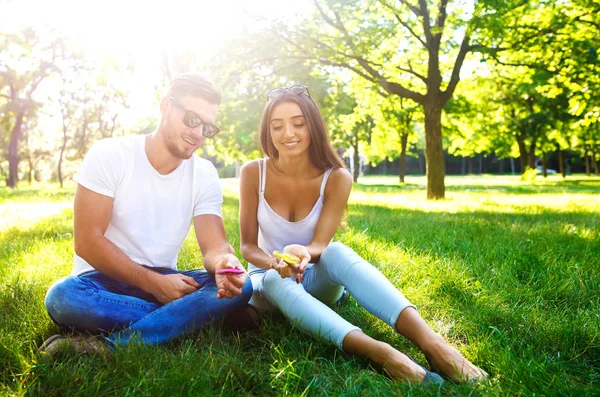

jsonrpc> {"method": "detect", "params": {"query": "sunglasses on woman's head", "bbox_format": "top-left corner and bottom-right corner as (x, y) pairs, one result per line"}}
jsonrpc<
(266, 85), (311, 100)
(168, 97), (221, 138)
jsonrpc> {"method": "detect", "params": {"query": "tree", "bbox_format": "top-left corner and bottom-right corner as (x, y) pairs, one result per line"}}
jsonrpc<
(247, 0), (535, 198)
(482, 0), (600, 175)
(364, 95), (420, 183)
(209, 50), (337, 170)
(332, 76), (421, 182)
(0, 27), (60, 187)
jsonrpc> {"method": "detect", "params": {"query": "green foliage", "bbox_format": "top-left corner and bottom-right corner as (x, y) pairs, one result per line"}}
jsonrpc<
(2, 1), (600, 188)
(520, 168), (538, 182)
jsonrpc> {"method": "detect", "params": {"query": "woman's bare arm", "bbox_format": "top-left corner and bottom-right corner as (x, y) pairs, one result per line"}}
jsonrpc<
(239, 160), (279, 270)
(305, 168), (353, 262)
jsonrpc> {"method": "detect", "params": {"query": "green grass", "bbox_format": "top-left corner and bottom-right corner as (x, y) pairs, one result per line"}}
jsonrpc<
(1, 175), (599, 396)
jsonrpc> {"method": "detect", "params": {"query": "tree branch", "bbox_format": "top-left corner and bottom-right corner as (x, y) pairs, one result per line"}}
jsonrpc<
(572, 13), (600, 29)
(398, 0), (422, 17)
(313, 0), (343, 30)
(381, 80), (425, 103)
(311, 2), (391, 87)
(433, 0), (449, 46)
(417, 0), (433, 44)
(397, 60), (427, 84)
(441, 33), (471, 103)
(377, 0), (428, 48)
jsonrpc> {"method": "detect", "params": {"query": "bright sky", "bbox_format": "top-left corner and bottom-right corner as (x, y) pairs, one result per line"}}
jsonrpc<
(1, 0), (483, 129)
(1, 0), (310, 124)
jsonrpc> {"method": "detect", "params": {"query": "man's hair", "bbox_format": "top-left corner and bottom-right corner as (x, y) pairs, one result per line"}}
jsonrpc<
(166, 73), (222, 105)
(259, 90), (345, 171)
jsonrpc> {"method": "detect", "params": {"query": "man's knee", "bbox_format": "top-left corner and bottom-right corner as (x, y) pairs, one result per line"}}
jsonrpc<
(240, 277), (253, 303)
(45, 276), (84, 325)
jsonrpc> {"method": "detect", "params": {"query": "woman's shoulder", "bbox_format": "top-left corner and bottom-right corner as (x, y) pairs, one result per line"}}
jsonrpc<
(240, 159), (262, 182)
(325, 167), (353, 193)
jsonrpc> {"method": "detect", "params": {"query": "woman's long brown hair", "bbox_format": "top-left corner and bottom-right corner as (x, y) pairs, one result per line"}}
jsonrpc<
(259, 92), (346, 170)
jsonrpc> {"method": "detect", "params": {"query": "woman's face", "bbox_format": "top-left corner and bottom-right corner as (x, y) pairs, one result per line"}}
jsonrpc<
(269, 101), (311, 157)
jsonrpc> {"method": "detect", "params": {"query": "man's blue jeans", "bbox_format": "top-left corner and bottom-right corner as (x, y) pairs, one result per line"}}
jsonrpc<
(44, 268), (253, 346)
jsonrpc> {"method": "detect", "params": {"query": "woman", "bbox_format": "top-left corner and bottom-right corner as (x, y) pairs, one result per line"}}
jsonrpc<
(238, 85), (487, 384)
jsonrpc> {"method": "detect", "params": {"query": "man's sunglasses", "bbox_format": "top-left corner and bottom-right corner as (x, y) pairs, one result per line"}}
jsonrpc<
(168, 97), (221, 138)
(266, 85), (311, 100)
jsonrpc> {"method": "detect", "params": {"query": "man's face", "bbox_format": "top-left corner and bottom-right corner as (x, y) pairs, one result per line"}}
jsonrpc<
(160, 95), (219, 160)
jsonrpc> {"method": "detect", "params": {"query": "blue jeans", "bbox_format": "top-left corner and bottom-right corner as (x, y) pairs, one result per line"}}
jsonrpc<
(45, 268), (253, 346)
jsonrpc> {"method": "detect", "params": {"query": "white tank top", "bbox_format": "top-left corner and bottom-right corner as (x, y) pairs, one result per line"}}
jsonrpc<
(248, 159), (333, 275)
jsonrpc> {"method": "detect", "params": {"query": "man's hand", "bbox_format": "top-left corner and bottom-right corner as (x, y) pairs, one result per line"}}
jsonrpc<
(280, 244), (311, 283)
(149, 273), (201, 305)
(215, 254), (248, 299)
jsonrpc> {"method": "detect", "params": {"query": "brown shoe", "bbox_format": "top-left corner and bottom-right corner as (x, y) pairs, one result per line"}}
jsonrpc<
(38, 334), (108, 361)
(223, 305), (260, 332)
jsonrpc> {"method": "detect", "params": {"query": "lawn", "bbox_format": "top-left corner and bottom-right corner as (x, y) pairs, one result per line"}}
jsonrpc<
(1, 175), (599, 396)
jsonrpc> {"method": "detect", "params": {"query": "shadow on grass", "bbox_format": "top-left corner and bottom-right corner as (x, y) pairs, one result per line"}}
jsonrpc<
(344, 202), (599, 369)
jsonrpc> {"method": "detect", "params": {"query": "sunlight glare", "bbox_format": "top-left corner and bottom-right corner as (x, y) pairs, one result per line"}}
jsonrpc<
(1, 0), (310, 117)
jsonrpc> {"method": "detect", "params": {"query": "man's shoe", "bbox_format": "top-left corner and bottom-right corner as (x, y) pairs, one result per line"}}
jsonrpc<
(38, 334), (108, 361)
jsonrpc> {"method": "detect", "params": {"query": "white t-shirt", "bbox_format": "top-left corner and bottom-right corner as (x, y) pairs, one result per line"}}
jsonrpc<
(71, 134), (223, 276)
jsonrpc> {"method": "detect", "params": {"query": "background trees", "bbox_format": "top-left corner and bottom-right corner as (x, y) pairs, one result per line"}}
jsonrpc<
(1, 0), (598, 194)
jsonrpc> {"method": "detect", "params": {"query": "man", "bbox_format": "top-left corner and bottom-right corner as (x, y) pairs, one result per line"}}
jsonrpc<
(39, 73), (252, 357)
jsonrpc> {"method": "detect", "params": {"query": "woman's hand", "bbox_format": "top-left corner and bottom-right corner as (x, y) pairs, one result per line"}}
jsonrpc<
(283, 244), (311, 283)
(269, 256), (296, 279)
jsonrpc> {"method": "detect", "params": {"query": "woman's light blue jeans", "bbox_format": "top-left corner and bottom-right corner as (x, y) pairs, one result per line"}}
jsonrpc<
(45, 267), (253, 346)
(249, 242), (416, 349)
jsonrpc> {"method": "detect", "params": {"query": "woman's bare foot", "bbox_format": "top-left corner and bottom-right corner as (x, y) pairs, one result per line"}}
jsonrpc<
(343, 331), (430, 383)
(377, 343), (427, 383)
(425, 340), (487, 383)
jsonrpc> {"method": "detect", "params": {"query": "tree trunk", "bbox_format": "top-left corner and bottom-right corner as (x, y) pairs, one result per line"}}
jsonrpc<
(7, 111), (25, 188)
(527, 140), (536, 170)
(461, 157), (466, 175)
(584, 147), (591, 176)
(479, 154), (483, 174)
(558, 150), (565, 178)
(399, 131), (408, 183)
(58, 110), (70, 188)
(468, 158), (473, 175)
(352, 143), (359, 183)
(516, 133), (528, 174)
(542, 152), (548, 178)
(27, 156), (33, 184)
(423, 104), (445, 199)
(58, 141), (67, 188)
(592, 153), (599, 176)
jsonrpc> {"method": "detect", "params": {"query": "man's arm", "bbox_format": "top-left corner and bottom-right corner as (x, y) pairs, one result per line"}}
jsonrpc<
(74, 184), (200, 304)
(193, 214), (248, 299)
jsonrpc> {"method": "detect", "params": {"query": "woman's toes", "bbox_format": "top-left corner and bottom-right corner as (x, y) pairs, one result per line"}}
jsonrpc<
(426, 343), (487, 383)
